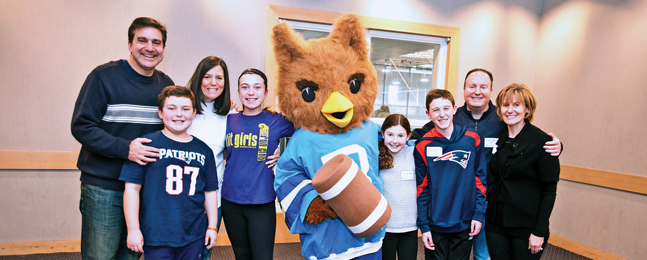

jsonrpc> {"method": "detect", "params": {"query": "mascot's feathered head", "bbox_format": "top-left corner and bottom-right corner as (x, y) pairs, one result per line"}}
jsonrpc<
(273, 14), (377, 135)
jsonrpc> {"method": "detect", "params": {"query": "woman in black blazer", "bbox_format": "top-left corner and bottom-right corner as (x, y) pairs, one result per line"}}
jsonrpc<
(485, 83), (560, 259)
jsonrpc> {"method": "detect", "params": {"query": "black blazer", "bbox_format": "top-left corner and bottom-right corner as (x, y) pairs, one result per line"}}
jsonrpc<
(486, 121), (560, 237)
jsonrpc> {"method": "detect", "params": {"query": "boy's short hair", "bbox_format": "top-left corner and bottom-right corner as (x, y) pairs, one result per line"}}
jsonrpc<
(496, 83), (537, 122)
(425, 89), (455, 111)
(128, 17), (168, 47)
(157, 85), (196, 110)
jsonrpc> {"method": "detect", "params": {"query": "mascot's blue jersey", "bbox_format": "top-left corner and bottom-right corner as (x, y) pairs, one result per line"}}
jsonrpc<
(274, 121), (384, 260)
(120, 131), (218, 247)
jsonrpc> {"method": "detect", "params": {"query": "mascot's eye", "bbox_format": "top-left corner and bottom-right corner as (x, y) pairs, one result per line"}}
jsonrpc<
(349, 79), (361, 94)
(301, 87), (316, 103)
(296, 79), (319, 103)
(348, 73), (365, 94)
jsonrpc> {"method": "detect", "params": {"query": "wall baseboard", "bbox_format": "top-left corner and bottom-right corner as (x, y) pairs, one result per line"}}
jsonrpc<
(0, 235), (230, 256)
(1, 228), (622, 259)
(548, 234), (625, 260)
(0, 240), (80, 256)
(0, 213), (298, 256)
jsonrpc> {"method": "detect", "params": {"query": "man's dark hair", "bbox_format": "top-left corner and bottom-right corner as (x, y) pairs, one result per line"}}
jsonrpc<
(463, 68), (493, 88)
(128, 17), (167, 47)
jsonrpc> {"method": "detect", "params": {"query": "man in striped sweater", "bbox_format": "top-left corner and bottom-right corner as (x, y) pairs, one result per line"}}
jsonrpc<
(70, 17), (174, 260)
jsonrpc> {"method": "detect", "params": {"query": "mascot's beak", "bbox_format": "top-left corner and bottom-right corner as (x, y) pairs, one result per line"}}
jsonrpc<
(321, 91), (354, 128)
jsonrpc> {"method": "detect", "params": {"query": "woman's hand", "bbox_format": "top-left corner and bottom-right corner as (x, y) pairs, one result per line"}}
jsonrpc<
(230, 99), (238, 111)
(528, 233), (544, 254)
(422, 231), (435, 250)
(266, 147), (281, 168)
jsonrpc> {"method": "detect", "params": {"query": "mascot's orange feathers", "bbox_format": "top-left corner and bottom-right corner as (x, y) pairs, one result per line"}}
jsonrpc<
(272, 14), (378, 135)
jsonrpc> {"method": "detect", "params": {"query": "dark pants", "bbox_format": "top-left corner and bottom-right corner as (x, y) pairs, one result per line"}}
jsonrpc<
(144, 237), (204, 260)
(486, 231), (546, 260)
(425, 229), (472, 260)
(382, 231), (418, 260)
(221, 199), (276, 260)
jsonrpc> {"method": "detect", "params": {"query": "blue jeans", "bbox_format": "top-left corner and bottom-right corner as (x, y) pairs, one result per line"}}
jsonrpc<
(472, 222), (490, 260)
(80, 183), (141, 260)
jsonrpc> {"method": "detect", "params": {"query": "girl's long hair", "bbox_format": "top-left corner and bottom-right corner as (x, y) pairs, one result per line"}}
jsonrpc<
(379, 114), (411, 170)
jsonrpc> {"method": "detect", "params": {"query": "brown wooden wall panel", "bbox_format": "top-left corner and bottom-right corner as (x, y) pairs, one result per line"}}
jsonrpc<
(560, 165), (647, 195)
(2, 151), (647, 196)
(0, 151), (78, 170)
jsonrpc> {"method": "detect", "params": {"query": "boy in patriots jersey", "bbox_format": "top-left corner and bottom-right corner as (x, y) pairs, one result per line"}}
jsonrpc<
(120, 86), (218, 259)
(414, 89), (487, 260)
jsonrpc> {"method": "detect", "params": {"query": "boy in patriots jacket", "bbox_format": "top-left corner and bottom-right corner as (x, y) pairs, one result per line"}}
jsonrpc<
(414, 89), (487, 260)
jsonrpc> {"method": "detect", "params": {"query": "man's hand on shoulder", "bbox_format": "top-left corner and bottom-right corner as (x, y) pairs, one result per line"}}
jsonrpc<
(128, 138), (160, 165)
(543, 133), (562, 157)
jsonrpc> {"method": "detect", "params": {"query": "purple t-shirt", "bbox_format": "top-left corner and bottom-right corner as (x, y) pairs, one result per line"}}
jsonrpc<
(223, 110), (294, 204)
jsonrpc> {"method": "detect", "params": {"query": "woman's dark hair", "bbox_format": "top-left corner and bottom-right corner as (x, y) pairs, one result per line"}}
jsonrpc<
(187, 56), (231, 116)
(379, 114), (412, 170)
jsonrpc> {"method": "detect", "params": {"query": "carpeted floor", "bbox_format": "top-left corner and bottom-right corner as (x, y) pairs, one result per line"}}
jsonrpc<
(0, 240), (591, 259)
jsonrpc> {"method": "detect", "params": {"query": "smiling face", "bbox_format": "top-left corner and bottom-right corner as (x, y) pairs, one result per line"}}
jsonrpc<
(500, 95), (529, 128)
(128, 27), (165, 76)
(426, 97), (457, 132)
(463, 71), (492, 112)
(383, 125), (410, 154)
(159, 96), (196, 139)
(238, 73), (268, 115)
(201, 65), (225, 103)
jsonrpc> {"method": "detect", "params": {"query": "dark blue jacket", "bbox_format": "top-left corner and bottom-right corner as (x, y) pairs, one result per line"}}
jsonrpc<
(412, 101), (504, 192)
(414, 125), (487, 233)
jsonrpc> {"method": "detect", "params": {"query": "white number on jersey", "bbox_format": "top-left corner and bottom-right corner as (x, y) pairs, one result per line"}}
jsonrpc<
(165, 165), (200, 196)
(320, 144), (370, 175)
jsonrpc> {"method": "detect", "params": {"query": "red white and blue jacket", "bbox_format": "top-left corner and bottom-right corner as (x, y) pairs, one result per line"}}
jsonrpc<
(414, 125), (487, 234)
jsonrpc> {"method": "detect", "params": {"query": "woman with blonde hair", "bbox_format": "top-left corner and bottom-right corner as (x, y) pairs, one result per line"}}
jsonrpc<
(485, 83), (560, 259)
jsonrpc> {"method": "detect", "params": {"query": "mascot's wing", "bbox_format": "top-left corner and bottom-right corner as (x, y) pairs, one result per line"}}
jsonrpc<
(274, 152), (319, 234)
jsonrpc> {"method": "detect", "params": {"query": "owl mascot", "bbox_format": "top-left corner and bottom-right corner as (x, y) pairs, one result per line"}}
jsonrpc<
(273, 14), (389, 259)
